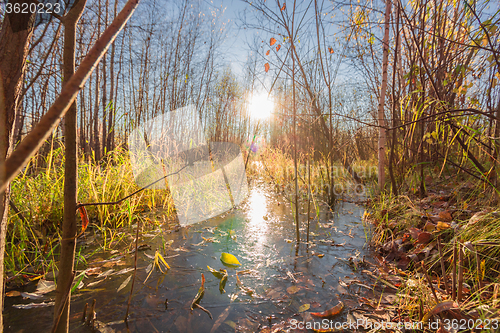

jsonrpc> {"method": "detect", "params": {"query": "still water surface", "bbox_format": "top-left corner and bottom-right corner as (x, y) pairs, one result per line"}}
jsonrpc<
(5, 181), (371, 332)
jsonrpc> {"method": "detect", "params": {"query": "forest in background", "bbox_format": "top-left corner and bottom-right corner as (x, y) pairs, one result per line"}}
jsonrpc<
(1, 0), (500, 331)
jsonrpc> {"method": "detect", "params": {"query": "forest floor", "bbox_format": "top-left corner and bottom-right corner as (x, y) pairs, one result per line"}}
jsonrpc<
(364, 174), (500, 332)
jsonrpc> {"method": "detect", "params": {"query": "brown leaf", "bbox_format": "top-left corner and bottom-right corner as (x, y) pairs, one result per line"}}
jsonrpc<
(264, 63), (270, 72)
(438, 210), (452, 222)
(286, 285), (300, 294)
(417, 231), (433, 244)
(328, 47), (334, 54)
(78, 205), (89, 232)
(276, 44), (281, 51)
(266, 50), (270, 56)
(422, 301), (459, 322)
(311, 301), (344, 318)
(6, 290), (21, 297)
(408, 227), (422, 239)
(270, 37), (277, 46)
(281, 3), (286, 11)
(423, 221), (436, 232)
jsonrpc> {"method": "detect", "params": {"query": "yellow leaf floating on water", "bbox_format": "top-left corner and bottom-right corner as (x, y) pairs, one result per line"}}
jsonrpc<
(219, 270), (228, 294)
(220, 252), (241, 266)
(298, 303), (310, 312)
(157, 251), (170, 270)
(207, 265), (225, 278)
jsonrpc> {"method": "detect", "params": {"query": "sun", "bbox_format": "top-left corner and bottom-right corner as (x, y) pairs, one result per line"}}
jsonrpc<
(248, 92), (274, 120)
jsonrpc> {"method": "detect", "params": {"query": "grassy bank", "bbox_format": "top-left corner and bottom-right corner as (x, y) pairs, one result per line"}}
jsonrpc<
(366, 173), (500, 327)
(6, 146), (176, 281)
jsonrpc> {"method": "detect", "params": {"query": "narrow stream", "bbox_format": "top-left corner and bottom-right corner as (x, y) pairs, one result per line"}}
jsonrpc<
(5, 181), (372, 332)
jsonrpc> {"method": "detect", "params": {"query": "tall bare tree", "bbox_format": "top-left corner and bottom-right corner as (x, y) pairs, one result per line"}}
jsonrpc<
(377, 0), (392, 191)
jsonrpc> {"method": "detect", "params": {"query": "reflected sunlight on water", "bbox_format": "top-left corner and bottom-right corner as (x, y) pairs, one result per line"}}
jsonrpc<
(245, 187), (269, 252)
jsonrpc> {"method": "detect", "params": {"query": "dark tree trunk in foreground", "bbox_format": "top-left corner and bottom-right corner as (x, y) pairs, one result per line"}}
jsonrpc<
(0, 4), (36, 330)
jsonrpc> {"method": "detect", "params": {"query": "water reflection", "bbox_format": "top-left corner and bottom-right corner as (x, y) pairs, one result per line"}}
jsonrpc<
(244, 187), (269, 254)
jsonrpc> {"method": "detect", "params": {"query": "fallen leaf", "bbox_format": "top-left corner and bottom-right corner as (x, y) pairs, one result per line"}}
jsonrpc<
(191, 273), (205, 310)
(270, 37), (277, 46)
(438, 211), (452, 222)
(220, 252), (241, 266)
(35, 279), (55, 295)
(286, 285), (300, 294)
(236, 275), (254, 295)
(225, 320), (236, 329)
(84, 267), (102, 276)
(20, 292), (44, 300)
(208, 265), (225, 278)
(12, 301), (55, 309)
(6, 290), (21, 297)
(236, 318), (259, 332)
(117, 275), (132, 293)
(113, 268), (134, 276)
(237, 269), (258, 276)
(422, 301), (459, 322)
(155, 250), (171, 271)
(311, 302), (344, 318)
(97, 269), (115, 278)
(298, 303), (310, 312)
(210, 306), (231, 333)
(436, 222), (451, 231)
(423, 222), (436, 232)
(409, 227), (422, 240)
(417, 231), (433, 244)
(78, 205), (89, 232)
(219, 270), (228, 294)
(87, 279), (104, 287)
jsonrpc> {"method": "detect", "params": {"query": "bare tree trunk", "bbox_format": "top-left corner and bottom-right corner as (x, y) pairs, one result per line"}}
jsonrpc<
(106, 0), (118, 153)
(377, 0), (392, 191)
(53, 1), (87, 332)
(0, 5), (36, 330)
(93, 0), (102, 160)
(290, 2), (300, 244)
(101, 0), (109, 156)
(389, 1), (400, 195)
